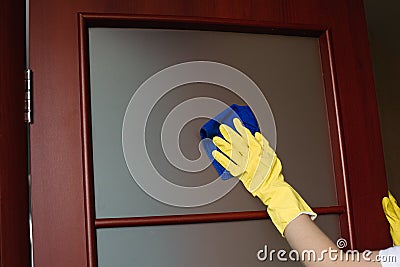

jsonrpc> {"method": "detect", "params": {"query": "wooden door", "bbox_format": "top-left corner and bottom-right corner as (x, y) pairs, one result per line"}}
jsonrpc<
(30, 0), (392, 266)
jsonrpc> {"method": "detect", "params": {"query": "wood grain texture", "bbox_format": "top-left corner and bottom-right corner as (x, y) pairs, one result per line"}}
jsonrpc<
(329, 0), (391, 250)
(30, 0), (391, 266)
(79, 15), (97, 266)
(319, 30), (354, 248)
(0, 0), (30, 266)
(95, 206), (346, 228)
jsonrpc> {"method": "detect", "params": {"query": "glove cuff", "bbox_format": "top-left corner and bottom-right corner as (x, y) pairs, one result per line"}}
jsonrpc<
(256, 178), (317, 236)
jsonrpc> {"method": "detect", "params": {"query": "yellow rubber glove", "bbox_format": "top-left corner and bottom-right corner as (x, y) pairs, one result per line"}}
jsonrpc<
(212, 118), (316, 236)
(382, 191), (400, 246)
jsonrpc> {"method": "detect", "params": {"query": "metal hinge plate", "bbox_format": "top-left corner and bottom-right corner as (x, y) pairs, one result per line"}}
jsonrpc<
(25, 69), (33, 124)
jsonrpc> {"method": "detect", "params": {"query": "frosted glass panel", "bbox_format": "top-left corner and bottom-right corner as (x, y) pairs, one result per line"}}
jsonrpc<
(97, 215), (341, 267)
(89, 28), (337, 218)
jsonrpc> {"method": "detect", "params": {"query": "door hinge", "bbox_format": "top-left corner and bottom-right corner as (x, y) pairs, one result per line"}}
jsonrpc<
(25, 69), (33, 124)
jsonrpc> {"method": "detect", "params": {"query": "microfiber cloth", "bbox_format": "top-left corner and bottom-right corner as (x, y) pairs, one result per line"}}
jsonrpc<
(200, 104), (260, 180)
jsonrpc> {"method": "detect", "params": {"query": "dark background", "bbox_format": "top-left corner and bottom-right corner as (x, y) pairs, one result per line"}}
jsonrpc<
(365, 0), (400, 198)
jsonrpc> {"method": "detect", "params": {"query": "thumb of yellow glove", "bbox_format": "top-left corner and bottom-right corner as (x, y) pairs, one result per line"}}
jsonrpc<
(382, 191), (400, 246)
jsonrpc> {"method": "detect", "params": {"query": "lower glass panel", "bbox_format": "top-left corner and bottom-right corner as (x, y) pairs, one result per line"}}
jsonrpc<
(96, 215), (340, 267)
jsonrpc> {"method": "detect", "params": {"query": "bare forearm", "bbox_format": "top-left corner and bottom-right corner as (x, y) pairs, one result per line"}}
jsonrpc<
(284, 215), (381, 267)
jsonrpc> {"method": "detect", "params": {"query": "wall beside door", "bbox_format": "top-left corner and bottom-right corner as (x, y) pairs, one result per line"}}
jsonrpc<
(364, 0), (400, 198)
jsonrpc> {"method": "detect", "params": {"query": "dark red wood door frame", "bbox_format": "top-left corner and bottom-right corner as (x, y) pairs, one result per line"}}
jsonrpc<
(31, 1), (391, 266)
(0, 0), (30, 266)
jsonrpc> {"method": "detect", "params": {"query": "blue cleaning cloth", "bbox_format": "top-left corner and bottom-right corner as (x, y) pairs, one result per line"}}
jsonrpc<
(200, 104), (260, 180)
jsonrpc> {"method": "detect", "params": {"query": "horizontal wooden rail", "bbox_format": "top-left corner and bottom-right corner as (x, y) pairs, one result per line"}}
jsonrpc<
(95, 206), (345, 228)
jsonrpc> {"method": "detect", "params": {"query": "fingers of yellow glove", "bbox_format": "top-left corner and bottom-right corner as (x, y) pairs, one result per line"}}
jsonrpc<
(212, 136), (232, 155)
(211, 150), (243, 177)
(219, 123), (242, 145)
(220, 123), (251, 161)
(383, 196), (392, 215)
(389, 191), (395, 200)
(386, 192), (400, 219)
(389, 191), (399, 206)
(233, 118), (256, 144)
(383, 197), (397, 224)
(382, 195), (400, 246)
(255, 132), (269, 147)
(213, 136), (245, 165)
(383, 196), (390, 210)
(254, 132), (263, 144)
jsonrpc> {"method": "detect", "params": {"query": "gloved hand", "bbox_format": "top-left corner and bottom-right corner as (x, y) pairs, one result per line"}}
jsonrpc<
(382, 191), (400, 246)
(212, 118), (316, 236)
